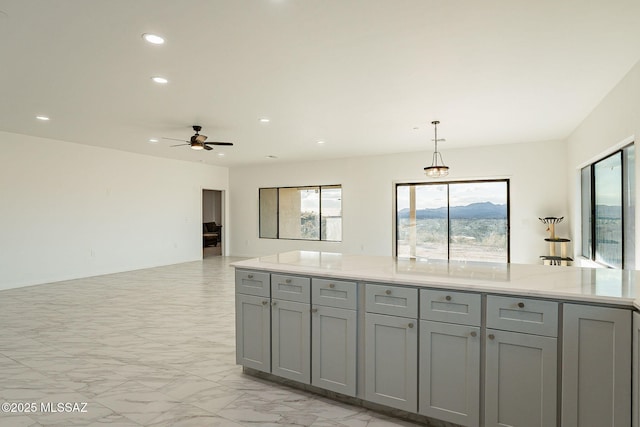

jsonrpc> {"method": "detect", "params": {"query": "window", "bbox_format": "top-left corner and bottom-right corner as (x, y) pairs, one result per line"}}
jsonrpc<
(396, 180), (509, 262)
(581, 144), (635, 269)
(259, 185), (342, 241)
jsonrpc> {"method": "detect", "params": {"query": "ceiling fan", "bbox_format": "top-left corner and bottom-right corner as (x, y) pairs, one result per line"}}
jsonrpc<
(163, 125), (234, 151)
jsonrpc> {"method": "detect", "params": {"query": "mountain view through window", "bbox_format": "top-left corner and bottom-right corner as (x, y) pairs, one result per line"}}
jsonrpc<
(396, 180), (509, 262)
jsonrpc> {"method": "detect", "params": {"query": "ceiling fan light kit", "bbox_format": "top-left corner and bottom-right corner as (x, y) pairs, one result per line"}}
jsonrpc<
(424, 120), (450, 178)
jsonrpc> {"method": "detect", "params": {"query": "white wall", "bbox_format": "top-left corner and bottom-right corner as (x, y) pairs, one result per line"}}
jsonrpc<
(229, 139), (568, 264)
(0, 131), (229, 290)
(566, 60), (640, 267)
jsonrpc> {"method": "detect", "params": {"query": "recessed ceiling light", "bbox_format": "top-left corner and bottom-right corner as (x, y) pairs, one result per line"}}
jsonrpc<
(259, 118), (270, 123)
(148, 138), (159, 143)
(142, 33), (165, 45)
(317, 140), (326, 144)
(151, 76), (168, 84)
(36, 115), (50, 121)
(217, 153), (225, 157)
(266, 155), (278, 159)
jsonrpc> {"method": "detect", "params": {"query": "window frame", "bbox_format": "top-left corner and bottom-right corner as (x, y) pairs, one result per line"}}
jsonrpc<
(259, 185), (342, 242)
(395, 179), (511, 262)
(581, 144), (634, 269)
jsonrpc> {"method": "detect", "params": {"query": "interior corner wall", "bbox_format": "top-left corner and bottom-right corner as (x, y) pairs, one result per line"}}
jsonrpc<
(0, 131), (229, 291)
(203, 190), (224, 225)
(203, 190), (215, 222)
(228, 138), (568, 264)
(214, 191), (222, 224)
(566, 60), (640, 267)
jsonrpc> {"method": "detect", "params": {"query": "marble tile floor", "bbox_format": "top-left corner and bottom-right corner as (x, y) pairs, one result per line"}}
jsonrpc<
(0, 257), (425, 427)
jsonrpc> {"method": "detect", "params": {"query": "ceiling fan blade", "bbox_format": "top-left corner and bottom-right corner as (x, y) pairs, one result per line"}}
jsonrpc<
(170, 143), (190, 147)
(205, 142), (234, 146)
(162, 137), (188, 142)
(204, 145), (213, 151)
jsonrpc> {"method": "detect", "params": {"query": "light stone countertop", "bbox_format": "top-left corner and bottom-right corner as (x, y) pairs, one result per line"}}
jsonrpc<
(231, 250), (640, 309)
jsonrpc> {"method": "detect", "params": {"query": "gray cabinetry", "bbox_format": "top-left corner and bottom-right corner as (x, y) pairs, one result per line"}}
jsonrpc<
(484, 329), (557, 427)
(562, 303), (631, 427)
(235, 294), (271, 372)
(419, 320), (480, 426)
(271, 276), (311, 384)
(420, 289), (481, 326)
(364, 313), (418, 412)
(271, 299), (311, 383)
(271, 274), (311, 303)
(311, 278), (357, 397)
(364, 284), (418, 412)
(486, 295), (558, 337)
(235, 270), (271, 373)
(312, 278), (357, 310)
(365, 283), (418, 318)
(419, 289), (481, 426)
(485, 295), (558, 427)
(234, 264), (637, 427)
(235, 269), (270, 297)
(312, 305), (357, 396)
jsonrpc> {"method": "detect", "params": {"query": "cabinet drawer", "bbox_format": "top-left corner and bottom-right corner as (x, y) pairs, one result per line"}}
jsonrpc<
(486, 295), (558, 337)
(365, 284), (418, 318)
(312, 278), (357, 310)
(235, 270), (270, 297)
(271, 274), (310, 303)
(420, 289), (481, 326)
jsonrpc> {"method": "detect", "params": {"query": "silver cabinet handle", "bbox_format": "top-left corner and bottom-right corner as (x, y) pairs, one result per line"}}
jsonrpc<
(470, 331), (477, 337)
(262, 300), (268, 306)
(488, 334), (495, 340)
(285, 278), (292, 284)
(271, 301), (277, 306)
(385, 289), (392, 295)
(408, 322), (414, 328)
(329, 283), (335, 289)
(445, 295), (452, 301)
(248, 274), (254, 279)
(311, 308), (318, 313)
(517, 302), (525, 308)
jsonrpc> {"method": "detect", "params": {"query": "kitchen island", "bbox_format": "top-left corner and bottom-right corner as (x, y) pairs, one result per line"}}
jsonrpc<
(232, 251), (640, 427)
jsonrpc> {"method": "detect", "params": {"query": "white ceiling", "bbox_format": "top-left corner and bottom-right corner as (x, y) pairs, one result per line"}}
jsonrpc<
(1, 0), (639, 167)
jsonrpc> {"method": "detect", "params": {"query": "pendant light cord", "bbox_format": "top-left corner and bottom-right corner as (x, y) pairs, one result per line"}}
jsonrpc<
(432, 120), (442, 166)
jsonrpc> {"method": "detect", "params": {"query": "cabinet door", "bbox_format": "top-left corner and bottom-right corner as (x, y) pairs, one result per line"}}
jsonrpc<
(271, 299), (310, 384)
(486, 295), (558, 337)
(235, 270), (270, 297)
(271, 274), (310, 303)
(365, 284), (418, 318)
(562, 304), (631, 427)
(311, 305), (357, 396)
(420, 289), (482, 326)
(419, 320), (480, 427)
(312, 278), (357, 310)
(364, 313), (417, 412)
(235, 293), (271, 372)
(485, 329), (557, 427)
(634, 312), (640, 427)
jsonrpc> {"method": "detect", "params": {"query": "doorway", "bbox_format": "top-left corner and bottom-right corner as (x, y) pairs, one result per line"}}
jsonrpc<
(202, 189), (223, 258)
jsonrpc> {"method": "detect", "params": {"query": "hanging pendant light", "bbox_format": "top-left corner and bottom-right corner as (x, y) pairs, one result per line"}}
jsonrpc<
(424, 120), (449, 178)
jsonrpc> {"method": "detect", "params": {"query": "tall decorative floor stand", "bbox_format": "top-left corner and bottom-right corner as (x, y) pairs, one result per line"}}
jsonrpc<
(539, 217), (573, 266)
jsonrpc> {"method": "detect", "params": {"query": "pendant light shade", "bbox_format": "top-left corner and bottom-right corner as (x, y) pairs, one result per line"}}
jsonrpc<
(424, 120), (449, 178)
